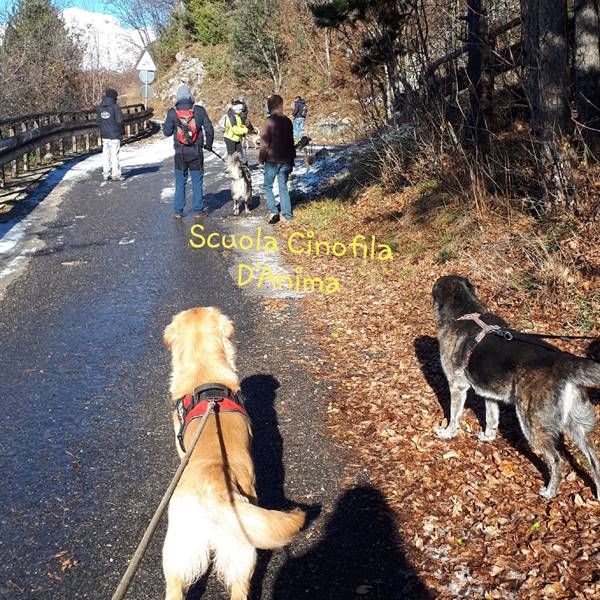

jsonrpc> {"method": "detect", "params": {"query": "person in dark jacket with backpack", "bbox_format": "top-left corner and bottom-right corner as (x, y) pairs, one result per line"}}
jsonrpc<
(96, 88), (123, 181)
(163, 85), (214, 219)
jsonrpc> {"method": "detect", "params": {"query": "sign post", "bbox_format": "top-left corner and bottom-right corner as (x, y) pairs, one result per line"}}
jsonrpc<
(136, 51), (157, 110)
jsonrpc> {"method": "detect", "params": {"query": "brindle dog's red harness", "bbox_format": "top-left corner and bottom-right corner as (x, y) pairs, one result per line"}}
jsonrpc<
(174, 383), (249, 452)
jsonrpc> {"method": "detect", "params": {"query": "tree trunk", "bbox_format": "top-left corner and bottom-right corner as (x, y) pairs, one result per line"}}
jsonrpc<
(574, 0), (600, 152)
(324, 28), (332, 85)
(383, 63), (395, 122)
(466, 0), (493, 154)
(522, 0), (571, 208)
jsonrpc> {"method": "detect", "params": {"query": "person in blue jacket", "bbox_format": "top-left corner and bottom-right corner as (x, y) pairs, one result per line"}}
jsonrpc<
(163, 85), (214, 219)
(96, 88), (123, 181)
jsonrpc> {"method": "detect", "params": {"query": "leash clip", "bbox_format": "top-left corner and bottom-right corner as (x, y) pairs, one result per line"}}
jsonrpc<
(501, 330), (513, 341)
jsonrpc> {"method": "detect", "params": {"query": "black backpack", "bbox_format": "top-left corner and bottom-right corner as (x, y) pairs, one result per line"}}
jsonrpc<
(296, 99), (308, 118)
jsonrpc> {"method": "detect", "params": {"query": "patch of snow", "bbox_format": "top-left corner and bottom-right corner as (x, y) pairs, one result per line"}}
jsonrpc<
(0, 134), (172, 296)
(61, 136), (174, 183)
(290, 146), (353, 198)
(160, 186), (175, 204)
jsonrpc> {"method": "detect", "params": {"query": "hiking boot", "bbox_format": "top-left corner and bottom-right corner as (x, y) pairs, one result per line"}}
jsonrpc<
(173, 213), (183, 220)
(267, 213), (280, 224)
(103, 175), (110, 182)
(194, 210), (207, 219)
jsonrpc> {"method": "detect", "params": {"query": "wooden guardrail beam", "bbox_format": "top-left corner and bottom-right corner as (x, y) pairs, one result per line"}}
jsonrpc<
(0, 103), (145, 127)
(0, 105), (154, 186)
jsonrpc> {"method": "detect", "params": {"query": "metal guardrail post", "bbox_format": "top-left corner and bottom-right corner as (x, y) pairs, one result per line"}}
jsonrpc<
(9, 126), (17, 178)
(33, 119), (41, 167)
(21, 121), (29, 173)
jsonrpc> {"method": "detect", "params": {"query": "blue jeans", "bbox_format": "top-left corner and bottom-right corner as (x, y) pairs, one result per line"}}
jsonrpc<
(174, 150), (204, 214)
(293, 117), (305, 141)
(264, 163), (292, 220)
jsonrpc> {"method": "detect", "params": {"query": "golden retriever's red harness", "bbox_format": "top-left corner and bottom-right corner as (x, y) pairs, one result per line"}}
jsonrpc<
(174, 383), (248, 452)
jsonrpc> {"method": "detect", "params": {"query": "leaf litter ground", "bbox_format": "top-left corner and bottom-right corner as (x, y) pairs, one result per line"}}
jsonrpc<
(279, 183), (600, 599)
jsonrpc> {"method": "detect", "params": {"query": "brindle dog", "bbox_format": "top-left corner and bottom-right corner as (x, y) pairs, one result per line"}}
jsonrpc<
(432, 275), (600, 499)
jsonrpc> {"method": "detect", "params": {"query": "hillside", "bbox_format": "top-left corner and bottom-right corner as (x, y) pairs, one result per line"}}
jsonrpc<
(63, 7), (151, 72)
(149, 44), (360, 142)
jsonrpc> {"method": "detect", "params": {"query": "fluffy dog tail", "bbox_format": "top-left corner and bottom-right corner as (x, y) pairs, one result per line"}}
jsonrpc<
(566, 357), (600, 387)
(220, 500), (305, 549)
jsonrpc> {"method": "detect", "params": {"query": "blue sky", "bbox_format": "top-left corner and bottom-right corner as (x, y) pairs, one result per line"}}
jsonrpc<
(0, 1), (117, 16)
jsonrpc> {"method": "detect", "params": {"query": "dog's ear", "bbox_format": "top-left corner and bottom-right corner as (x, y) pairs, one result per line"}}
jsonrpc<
(462, 277), (475, 293)
(163, 322), (176, 350)
(218, 314), (234, 340)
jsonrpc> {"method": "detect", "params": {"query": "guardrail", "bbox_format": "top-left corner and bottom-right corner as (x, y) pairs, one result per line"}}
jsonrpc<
(0, 103), (154, 187)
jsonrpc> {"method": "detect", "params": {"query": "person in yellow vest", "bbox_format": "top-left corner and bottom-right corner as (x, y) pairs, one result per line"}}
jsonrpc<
(223, 99), (250, 157)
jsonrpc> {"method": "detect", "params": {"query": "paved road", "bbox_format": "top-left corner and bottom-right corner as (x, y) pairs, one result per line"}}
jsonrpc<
(0, 136), (426, 600)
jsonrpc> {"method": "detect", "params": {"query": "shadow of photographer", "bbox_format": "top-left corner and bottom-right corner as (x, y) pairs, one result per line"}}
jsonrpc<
(272, 484), (431, 600)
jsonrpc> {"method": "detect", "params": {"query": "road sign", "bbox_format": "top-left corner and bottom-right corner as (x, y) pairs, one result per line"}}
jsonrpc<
(138, 70), (155, 84)
(139, 85), (154, 100)
(136, 50), (156, 72)
(136, 51), (156, 110)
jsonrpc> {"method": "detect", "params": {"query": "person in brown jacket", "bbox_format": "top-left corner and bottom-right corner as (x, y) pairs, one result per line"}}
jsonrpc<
(258, 94), (296, 224)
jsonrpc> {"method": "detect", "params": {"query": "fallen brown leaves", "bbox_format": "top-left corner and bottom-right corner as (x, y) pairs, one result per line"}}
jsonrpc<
(284, 187), (600, 599)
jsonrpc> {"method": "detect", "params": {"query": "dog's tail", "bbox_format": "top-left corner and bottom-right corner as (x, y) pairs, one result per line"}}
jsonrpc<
(220, 500), (305, 549)
(565, 356), (600, 387)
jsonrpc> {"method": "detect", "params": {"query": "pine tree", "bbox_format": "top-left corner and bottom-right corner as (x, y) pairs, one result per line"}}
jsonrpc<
(186, 0), (229, 46)
(0, 0), (82, 115)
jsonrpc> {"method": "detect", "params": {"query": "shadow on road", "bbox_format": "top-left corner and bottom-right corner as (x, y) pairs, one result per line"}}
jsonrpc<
(201, 188), (263, 214)
(242, 374), (289, 508)
(241, 373), (297, 600)
(123, 165), (160, 179)
(272, 484), (432, 600)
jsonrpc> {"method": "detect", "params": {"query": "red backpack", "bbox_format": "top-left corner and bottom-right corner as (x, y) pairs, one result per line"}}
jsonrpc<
(175, 109), (199, 145)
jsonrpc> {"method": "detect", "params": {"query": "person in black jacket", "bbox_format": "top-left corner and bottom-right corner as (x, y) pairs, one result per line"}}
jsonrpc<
(163, 85), (214, 219)
(292, 96), (308, 144)
(96, 88), (123, 181)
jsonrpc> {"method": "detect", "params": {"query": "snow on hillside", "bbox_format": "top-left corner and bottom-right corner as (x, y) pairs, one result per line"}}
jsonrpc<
(63, 7), (151, 72)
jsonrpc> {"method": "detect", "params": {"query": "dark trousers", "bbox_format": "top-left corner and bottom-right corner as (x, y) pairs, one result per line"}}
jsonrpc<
(225, 138), (243, 155)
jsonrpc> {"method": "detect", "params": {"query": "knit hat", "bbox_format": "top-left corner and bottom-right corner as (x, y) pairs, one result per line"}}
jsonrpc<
(105, 88), (118, 99)
(176, 84), (193, 103)
(231, 99), (245, 113)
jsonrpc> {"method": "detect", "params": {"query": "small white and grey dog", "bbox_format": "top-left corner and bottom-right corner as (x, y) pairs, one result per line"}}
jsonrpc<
(226, 152), (252, 215)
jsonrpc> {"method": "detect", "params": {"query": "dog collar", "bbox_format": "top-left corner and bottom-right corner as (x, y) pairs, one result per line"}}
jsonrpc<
(174, 383), (248, 452)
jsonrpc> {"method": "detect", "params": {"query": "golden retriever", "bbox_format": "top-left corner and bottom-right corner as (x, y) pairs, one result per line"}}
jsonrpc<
(162, 306), (305, 600)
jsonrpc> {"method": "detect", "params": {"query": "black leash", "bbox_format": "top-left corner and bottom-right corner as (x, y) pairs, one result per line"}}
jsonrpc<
(207, 147), (226, 162)
(498, 330), (598, 342)
(517, 332), (598, 341)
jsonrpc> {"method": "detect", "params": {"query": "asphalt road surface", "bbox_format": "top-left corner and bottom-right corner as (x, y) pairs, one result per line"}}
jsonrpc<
(0, 136), (427, 600)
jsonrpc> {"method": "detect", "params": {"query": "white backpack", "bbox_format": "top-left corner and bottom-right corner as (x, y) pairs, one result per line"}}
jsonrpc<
(218, 113), (228, 132)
